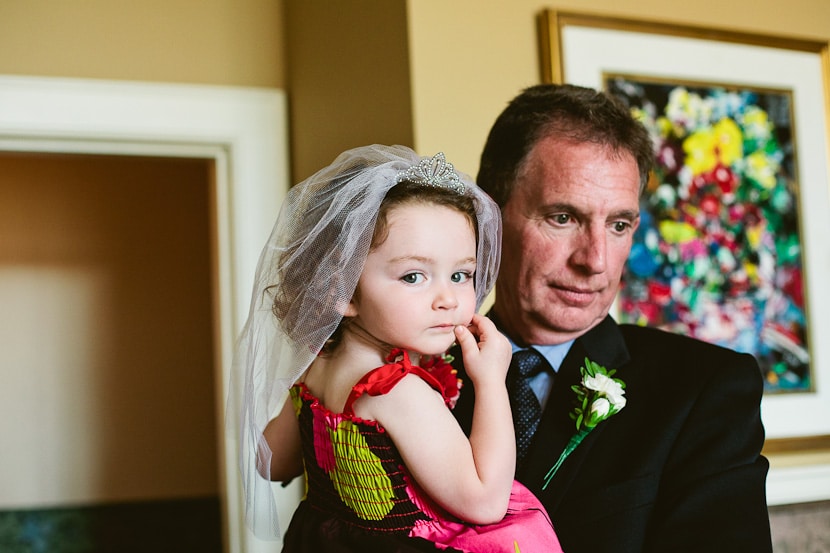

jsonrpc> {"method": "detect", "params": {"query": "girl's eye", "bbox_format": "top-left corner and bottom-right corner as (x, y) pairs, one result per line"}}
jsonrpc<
(401, 273), (424, 284)
(451, 271), (473, 283)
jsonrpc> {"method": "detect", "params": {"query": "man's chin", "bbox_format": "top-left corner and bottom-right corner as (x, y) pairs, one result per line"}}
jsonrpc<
(530, 309), (606, 342)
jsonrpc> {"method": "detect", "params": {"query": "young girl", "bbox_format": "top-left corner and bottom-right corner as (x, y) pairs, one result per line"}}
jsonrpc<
(234, 145), (562, 552)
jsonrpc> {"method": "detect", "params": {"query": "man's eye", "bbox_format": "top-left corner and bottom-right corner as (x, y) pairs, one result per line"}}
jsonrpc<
(402, 273), (424, 284)
(550, 213), (571, 225)
(612, 221), (631, 233)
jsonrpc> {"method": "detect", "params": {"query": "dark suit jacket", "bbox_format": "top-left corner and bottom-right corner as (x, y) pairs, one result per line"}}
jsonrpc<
(451, 315), (772, 553)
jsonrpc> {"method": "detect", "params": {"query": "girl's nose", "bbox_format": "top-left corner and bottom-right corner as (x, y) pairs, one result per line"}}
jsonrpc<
(433, 283), (459, 310)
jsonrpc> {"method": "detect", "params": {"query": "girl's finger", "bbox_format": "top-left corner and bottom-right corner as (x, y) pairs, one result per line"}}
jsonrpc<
(470, 313), (496, 336)
(454, 324), (479, 357)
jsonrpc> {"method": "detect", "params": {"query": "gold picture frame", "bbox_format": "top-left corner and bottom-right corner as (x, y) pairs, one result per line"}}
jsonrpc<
(536, 9), (830, 456)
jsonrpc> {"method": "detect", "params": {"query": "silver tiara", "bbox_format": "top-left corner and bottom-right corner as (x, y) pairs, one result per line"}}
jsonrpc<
(396, 152), (465, 193)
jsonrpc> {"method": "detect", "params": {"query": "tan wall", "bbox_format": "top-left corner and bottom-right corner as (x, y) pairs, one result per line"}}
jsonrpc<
(284, 0), (414, 182)
(406, 0), (830, 179)
(4, 0), (824, 181)
(0, 0), (285, 88)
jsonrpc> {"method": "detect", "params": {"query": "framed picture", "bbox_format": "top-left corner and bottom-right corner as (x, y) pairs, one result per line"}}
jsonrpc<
(607, 77), (810, 396)
(537, 10), (830, 453)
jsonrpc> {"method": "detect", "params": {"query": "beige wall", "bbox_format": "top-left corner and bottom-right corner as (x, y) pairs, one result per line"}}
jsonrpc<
(0, 0), (285, 88)
(406, 0), (830, 179)
(3, 0), (825, 181)
(284, 1), (414, 182)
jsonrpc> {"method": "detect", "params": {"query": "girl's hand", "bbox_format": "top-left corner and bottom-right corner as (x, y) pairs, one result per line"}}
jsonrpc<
(365, 314), (516, 524)
(454, 313), (511, 385)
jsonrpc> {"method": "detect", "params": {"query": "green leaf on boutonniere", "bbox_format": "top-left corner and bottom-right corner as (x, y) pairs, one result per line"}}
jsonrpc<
(542, 357), (626, 490)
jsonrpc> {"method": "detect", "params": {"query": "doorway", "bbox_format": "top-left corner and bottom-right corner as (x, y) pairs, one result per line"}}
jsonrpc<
(0, 75), (297, 552)
(0, 152), (222, 550)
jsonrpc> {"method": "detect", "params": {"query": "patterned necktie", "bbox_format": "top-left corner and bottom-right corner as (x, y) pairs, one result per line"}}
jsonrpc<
(507, 348), (552, 466)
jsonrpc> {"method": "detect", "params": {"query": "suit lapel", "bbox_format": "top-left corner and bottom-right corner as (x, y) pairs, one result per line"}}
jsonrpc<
(520, 316), (631, 511)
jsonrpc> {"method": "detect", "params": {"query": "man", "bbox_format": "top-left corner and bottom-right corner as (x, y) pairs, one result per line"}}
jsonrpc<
(452, 84), (772, 552)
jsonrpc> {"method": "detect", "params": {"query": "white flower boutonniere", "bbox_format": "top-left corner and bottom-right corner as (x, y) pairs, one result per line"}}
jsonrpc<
(542, 357), (626, 490)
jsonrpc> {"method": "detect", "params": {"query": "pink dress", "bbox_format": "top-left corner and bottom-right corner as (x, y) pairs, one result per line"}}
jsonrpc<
(280, 349), (564, 552)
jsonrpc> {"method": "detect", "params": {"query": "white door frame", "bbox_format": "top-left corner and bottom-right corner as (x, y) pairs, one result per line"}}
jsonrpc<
(0, 75), (297, 552)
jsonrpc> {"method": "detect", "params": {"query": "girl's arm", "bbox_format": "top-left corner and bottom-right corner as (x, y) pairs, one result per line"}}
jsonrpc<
(358, 314), (514, 525)
(261, 396), (304, 482)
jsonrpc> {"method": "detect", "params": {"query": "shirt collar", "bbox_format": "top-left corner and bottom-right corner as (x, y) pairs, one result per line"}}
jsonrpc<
(509, 339), (574, 373)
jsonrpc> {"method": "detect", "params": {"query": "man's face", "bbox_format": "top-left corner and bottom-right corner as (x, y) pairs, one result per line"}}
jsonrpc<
(494, 136), (641, 345)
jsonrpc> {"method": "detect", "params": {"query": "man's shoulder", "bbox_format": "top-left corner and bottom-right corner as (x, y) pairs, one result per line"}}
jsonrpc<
(617, 322), (702, 343)
(616, 322), (759, 370)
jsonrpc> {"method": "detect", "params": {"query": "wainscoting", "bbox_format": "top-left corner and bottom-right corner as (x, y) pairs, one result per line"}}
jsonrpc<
(0, 498), (222, 553)
(1, 498), (827, 552)
(770, 500), (830, 552)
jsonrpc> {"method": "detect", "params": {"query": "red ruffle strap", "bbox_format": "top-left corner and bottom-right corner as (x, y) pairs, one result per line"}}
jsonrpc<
(343, 349), (459, 415)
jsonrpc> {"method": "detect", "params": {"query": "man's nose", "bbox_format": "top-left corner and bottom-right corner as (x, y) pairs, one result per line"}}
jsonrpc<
(573, 225), (607, 274)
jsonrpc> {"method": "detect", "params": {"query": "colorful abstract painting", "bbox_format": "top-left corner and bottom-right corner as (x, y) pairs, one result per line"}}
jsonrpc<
(606, 75), (811, 393)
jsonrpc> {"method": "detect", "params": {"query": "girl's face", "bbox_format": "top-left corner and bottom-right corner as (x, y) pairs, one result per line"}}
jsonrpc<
(347, 202), (477, 356)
